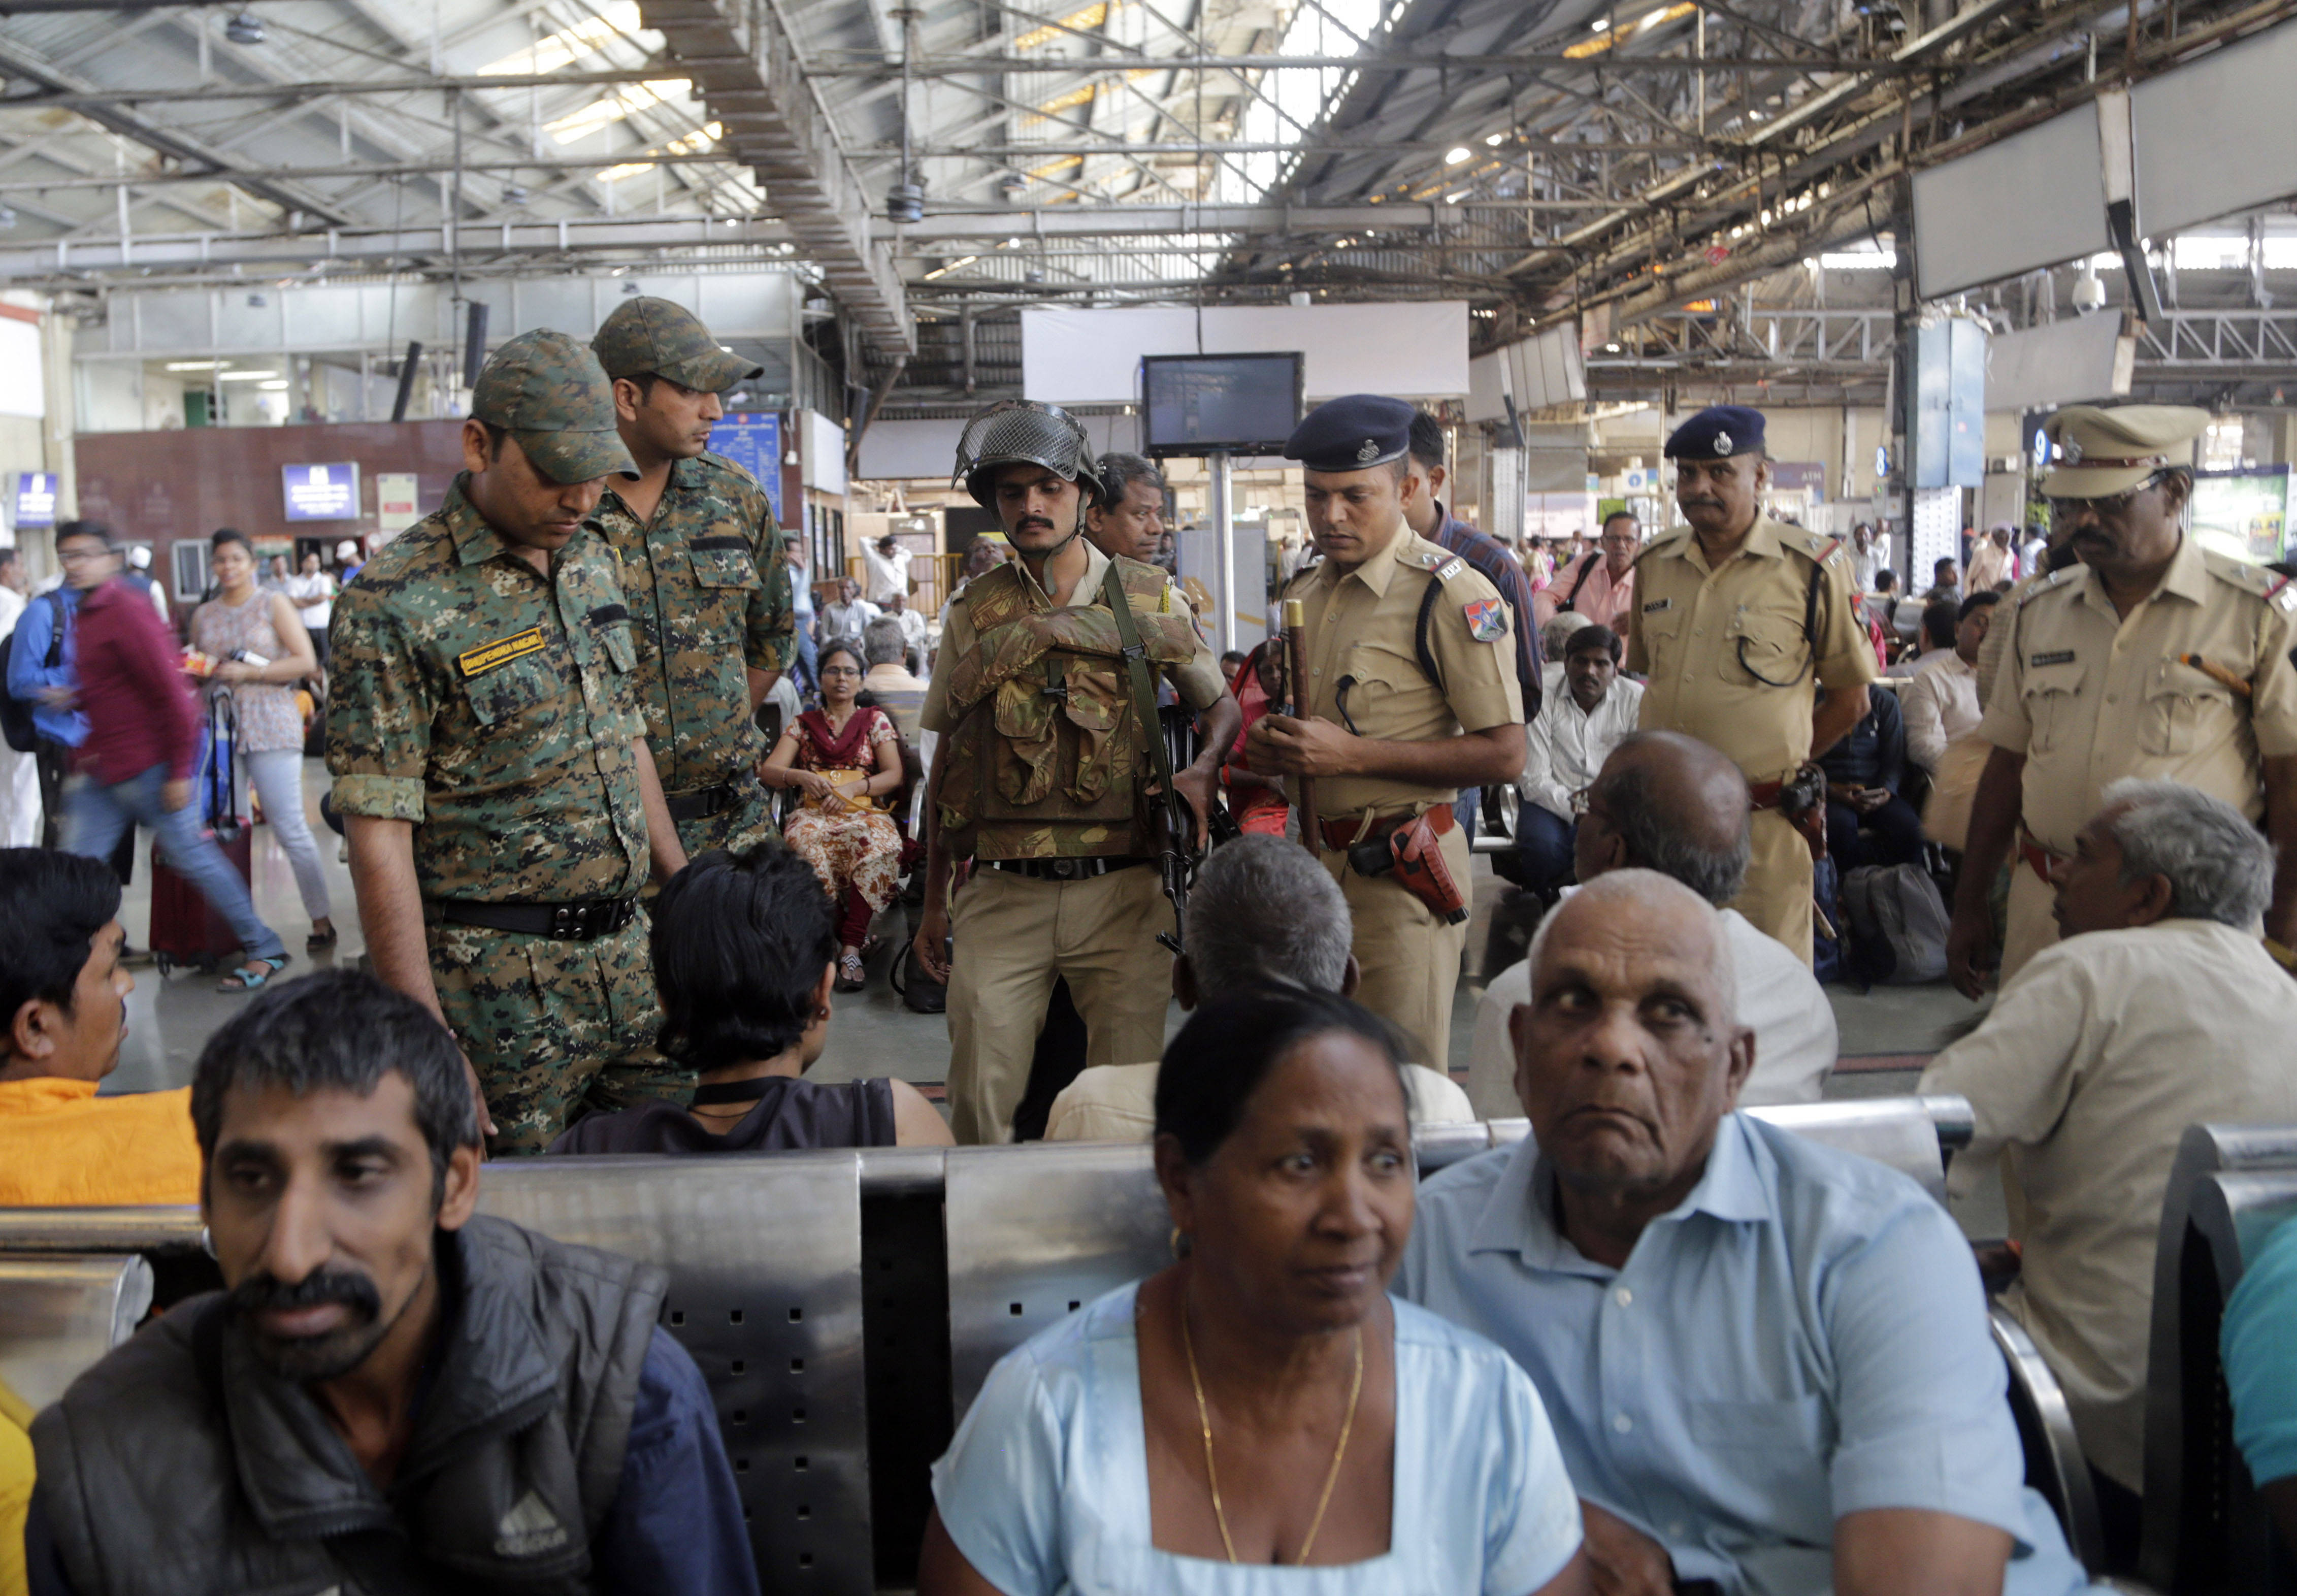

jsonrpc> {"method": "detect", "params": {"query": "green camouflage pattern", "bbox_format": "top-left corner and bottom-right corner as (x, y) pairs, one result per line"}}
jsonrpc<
(671, 779), (780, 859)
(591, 449), (794, 805)
(429, 914), (691, 1155)
(325, 473), (651, 903)
(592, 296), (761, 394)
(471, 328), (638, 485)
(936, 556), (1194, 861)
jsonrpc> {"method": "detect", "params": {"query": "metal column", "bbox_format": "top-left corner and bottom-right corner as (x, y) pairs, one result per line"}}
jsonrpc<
(1208, 449), (1237, 655)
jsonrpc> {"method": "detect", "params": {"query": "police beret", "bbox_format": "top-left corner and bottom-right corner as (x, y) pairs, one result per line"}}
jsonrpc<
(1663, 405), (1766, 461)
(1284, 394), (1416, 472)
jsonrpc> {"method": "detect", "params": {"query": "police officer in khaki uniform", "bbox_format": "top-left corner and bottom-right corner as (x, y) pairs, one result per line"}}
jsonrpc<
(328, 330), (691, 1154)
(910, 402), (1240, 1144)
(592, 297), (794, 857)
(1247, 396), (1525, 1072)
(1628, 406), (1876, 965)
(1947, 404), (2297, 996)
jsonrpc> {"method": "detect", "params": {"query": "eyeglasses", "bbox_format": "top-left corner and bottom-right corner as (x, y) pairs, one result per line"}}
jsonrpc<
(2046, 471), (2166, 530)
(57, 547), (112, 565)
(819, 665), (862, 678)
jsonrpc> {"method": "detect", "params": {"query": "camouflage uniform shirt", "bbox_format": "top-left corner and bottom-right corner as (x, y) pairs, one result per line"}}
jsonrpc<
(590, 450), (792, 798)
(326, 473), (650, 902)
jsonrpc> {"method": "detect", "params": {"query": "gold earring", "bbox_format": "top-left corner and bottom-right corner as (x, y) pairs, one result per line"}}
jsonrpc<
(1169, 1227), (1190, 1260)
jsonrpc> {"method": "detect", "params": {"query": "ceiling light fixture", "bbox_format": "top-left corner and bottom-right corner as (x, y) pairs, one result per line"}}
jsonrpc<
(224, 11), (264, 44)
(216, 369), (279, 382)
(1590, 16), (1611, 29)
(1485, 133), (1504, 146)
(1445, 146), (1472, 165)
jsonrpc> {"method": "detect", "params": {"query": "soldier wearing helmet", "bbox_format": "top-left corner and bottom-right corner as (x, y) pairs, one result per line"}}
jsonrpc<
(910, 401), (1240, 1144)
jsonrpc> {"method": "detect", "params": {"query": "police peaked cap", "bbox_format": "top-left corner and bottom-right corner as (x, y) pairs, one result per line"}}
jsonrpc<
(1664, 405), (1766, 461)
(954, 401), (1112, 508)
(1285, 394), (1416, 472)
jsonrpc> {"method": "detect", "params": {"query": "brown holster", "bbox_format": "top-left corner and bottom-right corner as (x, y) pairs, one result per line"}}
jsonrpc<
(1750, 763), (1829, 862)
(1328, 806), (1469, 925)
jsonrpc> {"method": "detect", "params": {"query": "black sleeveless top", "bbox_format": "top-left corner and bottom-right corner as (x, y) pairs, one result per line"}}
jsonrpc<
(547, 1076), (898, 1155)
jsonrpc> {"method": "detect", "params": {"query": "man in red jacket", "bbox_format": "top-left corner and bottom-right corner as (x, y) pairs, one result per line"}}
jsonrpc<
(57, 522), (286, 991)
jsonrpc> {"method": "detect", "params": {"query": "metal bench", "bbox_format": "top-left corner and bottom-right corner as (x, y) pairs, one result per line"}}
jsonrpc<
(0, 1252), (152, 1411)
(2141, 1125), (2297, 1590)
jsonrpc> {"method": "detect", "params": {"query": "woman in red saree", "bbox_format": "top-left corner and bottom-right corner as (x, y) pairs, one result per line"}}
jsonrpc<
(761, 640), (905, 990)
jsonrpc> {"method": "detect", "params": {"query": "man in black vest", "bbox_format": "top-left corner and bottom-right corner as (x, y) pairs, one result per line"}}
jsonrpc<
(27, 969), (758, 1596)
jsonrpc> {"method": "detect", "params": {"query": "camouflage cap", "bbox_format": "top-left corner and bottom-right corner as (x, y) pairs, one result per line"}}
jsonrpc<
(471, 329), (639, 483)
(593, 296), (762, 394)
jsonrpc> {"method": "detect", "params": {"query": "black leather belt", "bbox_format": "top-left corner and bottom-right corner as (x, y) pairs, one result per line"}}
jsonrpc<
(983, 857), (1148, 881)
(663, 782), (738, 823)
(434, 898), (639, 941)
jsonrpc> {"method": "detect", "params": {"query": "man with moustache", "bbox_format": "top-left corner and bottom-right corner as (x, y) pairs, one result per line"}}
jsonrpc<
(1249, 395), (1525, 1073)
(1627, 405), (1876, 964)
(1945, 405), (2297, 994)
(327, 330), (691, 1154)
(910, 401), (1237, 1143)
(590, 297), (795, 857)
(24, 969), (757, 1596)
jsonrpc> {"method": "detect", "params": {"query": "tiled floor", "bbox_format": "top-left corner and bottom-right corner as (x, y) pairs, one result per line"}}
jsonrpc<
(103, 761), (2005, 1236)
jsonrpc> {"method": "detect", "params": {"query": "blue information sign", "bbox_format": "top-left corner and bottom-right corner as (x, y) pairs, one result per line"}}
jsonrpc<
(282, 462), (359, 522)
(13, 472), (55, 530)
(709, 413), (784, 526)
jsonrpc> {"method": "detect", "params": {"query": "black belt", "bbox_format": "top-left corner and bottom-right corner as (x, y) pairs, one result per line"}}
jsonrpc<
(663, 781), (739, 823)
(434, 898), (639, 941)
(983, 856), (1149, 882)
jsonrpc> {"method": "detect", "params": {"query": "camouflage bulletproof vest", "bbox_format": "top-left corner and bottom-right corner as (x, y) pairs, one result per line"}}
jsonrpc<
(938, 556), (1197, 860)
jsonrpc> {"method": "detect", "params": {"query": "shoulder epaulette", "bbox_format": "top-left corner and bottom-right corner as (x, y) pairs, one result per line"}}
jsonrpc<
(2014, 568), (2078, 607)
(2201, 548), (2297, 610)
(1633, 530), (1693, 566)
(1799, 532), (1847, 568)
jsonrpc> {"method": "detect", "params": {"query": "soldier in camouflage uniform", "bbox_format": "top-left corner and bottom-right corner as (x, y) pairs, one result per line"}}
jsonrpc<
(590, 296), (795, 858)
(911, 401), (1240, 1144)
(327, 329), (693, 1154)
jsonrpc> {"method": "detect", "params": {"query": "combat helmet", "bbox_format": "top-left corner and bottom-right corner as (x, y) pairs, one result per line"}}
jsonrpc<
(953, 400), (1111, 509)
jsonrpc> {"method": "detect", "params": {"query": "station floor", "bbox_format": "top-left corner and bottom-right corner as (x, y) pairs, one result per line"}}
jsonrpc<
(101, 760), (2004, 1236)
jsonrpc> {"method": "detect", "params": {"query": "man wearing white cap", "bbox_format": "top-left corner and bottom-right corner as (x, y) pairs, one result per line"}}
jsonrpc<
(1947, 404), (2297, 995)
(335, 538), (364, 585)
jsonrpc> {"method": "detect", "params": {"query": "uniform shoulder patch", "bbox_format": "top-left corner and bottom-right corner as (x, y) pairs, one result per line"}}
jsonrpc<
(2014, 569), (2076, 606)
(2200, 547), (2294, 607)
(1463, 597), (1507, 642)
(1434, 556), (1467, 582)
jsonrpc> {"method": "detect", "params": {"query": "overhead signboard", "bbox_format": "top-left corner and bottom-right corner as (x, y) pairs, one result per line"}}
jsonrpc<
(13, 471), (56, 530)
(709, 413), (785, 525)
(282, 462), (358, 522)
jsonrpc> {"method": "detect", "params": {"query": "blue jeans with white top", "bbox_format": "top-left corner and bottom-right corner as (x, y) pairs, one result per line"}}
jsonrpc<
(65, 762), (286, 964)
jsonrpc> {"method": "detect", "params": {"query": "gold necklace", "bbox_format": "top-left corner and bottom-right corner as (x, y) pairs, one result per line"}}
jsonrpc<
(1178, 1291), (1363, 1566)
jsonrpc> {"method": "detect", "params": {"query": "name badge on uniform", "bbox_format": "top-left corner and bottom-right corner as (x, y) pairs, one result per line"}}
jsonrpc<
(1643, 597), (1674, 614)
(2029, 649), (2077, 668)
(1463, 598), (1507, 642)
(457, 627), (548, 677)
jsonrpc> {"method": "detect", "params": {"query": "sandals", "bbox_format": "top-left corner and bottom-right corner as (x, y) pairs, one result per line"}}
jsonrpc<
(307, 921), (339, 952)
(835, 951), (867, 992)
(218, 954), (289, 993)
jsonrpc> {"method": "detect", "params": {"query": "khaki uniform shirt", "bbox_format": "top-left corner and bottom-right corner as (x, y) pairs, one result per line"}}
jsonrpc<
(1921, 918), (2297, 1488)
(1977, 535), (2297, 854)
(920, 539), (1225, 733)
(1628, 515), (1877, 780)
(1280, 524), (1524, 819)
(590, 450), (793, 796)
(326, 475), (649, 902)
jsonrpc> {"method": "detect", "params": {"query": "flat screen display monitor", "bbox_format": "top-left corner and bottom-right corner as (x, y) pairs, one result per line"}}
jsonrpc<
(1141, 353), (1303, 458)
(282, 462), (359, 522)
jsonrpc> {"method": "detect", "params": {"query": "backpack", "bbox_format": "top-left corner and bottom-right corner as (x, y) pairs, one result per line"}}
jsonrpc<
(0, 592), (65, 754)
(1840, 863), (1950, 986)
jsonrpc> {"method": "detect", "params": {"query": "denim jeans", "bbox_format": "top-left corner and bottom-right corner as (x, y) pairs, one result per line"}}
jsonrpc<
(65, 763), (286, 963)
(1493, 802), (1577, 895)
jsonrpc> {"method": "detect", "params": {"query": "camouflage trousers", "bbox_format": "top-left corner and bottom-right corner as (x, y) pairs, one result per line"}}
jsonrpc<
(428, 911), (690, 1155)
(669, 772), (781, 862)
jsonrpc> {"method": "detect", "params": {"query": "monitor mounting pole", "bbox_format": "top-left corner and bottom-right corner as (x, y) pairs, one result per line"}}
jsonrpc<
(1208, 448), (1236, 656)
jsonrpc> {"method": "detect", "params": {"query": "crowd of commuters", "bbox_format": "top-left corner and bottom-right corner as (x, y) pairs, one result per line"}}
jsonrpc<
(5, 341), (2297, 1595)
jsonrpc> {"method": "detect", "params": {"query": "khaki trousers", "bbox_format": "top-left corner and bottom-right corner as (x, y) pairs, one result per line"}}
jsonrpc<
(1731, 809), (1815, 966)
(2000, 859), (2060, 990)
(946, 862), (1173, 1144)
(1321, 822), (1472, 1073)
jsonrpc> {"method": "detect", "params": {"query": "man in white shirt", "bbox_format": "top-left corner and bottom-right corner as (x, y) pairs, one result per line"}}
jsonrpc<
(1921, 780), (2297, 1562)
(1044, 833), (1475, 1141)
(884, 590), (929, 664)
(1499, 623), (1641, 898)
(820, 576), (880, 642)
(860, 532), (913, 605)
(1469, 731), (1836, 1119)
(1901, 592), (1996, 770)
(1966, 524), (2015, 592)
(0, 548), (40, 846)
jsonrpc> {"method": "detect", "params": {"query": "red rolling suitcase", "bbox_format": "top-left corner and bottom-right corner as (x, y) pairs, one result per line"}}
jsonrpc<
(149, 694), (252, 975)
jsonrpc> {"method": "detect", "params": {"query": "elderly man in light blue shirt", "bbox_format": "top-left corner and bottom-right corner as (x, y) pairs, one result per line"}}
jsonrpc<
(1399, 869), (2099, 1596)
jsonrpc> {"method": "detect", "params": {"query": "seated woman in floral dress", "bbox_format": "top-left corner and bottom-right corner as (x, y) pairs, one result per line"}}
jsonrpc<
(761, 638), (904, 991)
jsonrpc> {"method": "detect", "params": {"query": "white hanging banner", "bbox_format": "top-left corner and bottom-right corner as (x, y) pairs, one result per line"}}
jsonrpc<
(1021, 302), (1470, 405)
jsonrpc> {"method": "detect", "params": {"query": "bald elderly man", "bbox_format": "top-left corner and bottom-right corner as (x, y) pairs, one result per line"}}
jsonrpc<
(1466, 732), (1836, 1119)
(1402, 871), (2099, 1596)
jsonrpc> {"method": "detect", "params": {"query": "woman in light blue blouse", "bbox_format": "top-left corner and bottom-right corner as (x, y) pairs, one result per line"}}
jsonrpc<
(920, 985), (1589, 1596)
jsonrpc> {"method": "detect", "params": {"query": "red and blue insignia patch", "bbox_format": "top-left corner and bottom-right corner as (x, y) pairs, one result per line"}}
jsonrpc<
(1464, 598), (1507, 642)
